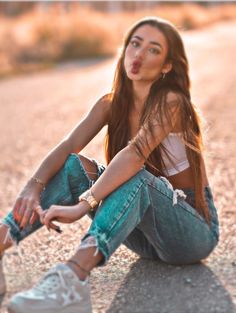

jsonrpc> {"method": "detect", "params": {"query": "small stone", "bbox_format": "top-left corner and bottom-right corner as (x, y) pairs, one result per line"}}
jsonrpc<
(184, 277), (192, 284)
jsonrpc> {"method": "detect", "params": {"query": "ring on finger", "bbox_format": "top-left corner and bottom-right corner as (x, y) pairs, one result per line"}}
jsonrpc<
(18, 207), (25, 217)
(25, 207), (33, 215)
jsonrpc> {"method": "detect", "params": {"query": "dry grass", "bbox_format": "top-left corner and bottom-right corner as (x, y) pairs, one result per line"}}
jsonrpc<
(0, 3), (236, 77)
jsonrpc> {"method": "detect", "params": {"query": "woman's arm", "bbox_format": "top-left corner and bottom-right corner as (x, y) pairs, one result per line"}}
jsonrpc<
(29, 95), (111, 186)
(15, 95), (111, 228)
(39, 103), (179, 230)
(39, 92), (182, 229)
(90, 92), (181, 202)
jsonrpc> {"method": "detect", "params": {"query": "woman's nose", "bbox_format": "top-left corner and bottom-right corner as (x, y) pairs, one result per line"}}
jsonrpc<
(135, 48), (145, 60)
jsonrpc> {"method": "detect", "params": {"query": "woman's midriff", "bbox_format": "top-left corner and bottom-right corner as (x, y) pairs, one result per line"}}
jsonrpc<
(128, 116), (209, 190)
(167, 163), (209, 190)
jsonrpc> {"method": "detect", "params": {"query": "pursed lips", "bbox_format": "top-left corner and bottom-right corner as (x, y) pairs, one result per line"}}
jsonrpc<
(131, 60), (142, 68)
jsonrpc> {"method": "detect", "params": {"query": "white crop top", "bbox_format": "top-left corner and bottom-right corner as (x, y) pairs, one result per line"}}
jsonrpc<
(161, 132), (190, 177)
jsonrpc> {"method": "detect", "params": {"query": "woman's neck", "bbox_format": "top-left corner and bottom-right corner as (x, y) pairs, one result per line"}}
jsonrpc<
(132, 81), (151, 113)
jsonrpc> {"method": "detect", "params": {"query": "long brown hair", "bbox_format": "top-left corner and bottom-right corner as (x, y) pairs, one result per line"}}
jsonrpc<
(104, 16), (210, 223)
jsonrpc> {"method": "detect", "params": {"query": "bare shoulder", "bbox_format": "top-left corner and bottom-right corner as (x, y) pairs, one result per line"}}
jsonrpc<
(65, 94), (112, 153)
(149, 91), (183, 125)
(94, 93), (112, 122)
(164, 91), (185, 131)
(166, 90), (183, 106)
(96, 93), (112, 111)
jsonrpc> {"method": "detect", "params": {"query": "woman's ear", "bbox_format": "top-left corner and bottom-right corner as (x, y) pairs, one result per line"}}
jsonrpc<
(162, 62), (172, 74)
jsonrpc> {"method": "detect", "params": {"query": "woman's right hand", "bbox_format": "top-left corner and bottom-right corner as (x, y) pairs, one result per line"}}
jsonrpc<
(13, 180), (44, 230)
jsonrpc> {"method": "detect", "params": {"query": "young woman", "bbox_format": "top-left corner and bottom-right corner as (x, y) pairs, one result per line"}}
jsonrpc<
(1, 16), (219, 313)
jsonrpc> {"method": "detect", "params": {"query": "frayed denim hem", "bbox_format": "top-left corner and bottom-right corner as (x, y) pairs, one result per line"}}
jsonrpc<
(79, 232), (110, 267)
(1, 216), (19, 245)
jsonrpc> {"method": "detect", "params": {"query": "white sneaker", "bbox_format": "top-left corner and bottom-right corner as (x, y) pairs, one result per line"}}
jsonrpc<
(8, 263), (92, 313)
(0, 255), (6, 295)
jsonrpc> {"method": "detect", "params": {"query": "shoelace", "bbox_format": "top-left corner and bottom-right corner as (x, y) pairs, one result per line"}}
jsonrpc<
(33, 267), (82, 306)
(34, 268), (67, 294)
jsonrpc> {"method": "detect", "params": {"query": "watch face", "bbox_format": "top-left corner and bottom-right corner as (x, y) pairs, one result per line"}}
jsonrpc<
(79, 190), (97, 208)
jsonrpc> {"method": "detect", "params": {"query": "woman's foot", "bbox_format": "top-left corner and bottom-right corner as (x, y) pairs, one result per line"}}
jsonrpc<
(7, 263), (92, 313)
(0, 254), (6, 295)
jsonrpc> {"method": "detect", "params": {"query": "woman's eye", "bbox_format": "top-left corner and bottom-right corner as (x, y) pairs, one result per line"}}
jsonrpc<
(130, 41), (139, 47)
(149, 48), (160, 54)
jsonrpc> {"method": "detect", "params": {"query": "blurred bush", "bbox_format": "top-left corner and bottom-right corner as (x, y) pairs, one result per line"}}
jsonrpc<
(0, 3), (235, 78)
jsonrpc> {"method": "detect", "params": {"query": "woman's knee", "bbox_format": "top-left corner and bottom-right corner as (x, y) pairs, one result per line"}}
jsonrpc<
(65, 153), (98, 182)
(77, 154), (98, 181)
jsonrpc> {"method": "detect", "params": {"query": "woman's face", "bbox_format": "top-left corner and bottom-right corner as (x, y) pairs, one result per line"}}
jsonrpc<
(124, 24), (172, 82)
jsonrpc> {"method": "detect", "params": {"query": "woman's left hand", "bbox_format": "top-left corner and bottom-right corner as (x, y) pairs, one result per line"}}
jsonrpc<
(34, 201), (91, 231)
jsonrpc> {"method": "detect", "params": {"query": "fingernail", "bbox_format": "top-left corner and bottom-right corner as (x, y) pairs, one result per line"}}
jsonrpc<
(55, 227), (62, 234)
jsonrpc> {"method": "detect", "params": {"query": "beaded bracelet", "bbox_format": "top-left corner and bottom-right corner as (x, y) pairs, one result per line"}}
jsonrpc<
(30, 177), (46, 190)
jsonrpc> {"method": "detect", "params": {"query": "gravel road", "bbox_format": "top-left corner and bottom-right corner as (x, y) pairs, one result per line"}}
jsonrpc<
(0, 20), (236, 313)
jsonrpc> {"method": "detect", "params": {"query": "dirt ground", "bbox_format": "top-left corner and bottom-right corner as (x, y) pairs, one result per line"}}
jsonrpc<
(0, 20), (236, 313)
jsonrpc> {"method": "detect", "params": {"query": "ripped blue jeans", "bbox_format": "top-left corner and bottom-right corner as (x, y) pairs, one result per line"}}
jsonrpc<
(2, 153), (219, 266)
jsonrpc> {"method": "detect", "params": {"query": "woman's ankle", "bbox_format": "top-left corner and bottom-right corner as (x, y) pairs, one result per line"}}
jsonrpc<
(66, 261), (88, 281)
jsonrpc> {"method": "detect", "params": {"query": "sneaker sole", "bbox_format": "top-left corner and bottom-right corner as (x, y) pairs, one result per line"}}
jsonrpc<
(8, 309), (92, 313)
(8, 304), (92, 313)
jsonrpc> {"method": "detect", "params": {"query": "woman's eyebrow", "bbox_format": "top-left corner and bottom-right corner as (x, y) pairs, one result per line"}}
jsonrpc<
(131, 35), (163, 50)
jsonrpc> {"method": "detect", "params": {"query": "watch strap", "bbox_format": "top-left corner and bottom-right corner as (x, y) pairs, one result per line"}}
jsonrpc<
(79, 189), (99, 211)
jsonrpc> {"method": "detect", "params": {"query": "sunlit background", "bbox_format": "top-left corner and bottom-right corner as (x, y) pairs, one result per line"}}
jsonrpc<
(0, 1), (236, 77)
(0, 2), (236, 313)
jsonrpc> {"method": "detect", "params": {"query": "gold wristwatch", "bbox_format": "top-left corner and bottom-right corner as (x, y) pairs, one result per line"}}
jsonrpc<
(78, 189), (98, 211)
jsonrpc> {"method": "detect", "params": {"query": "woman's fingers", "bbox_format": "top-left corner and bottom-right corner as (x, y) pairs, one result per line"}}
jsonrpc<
(34, 205), (46, 223)
(42, 207), (62, 232)
(29, 211), (39, 225)
(18, 201), (40, 229)
(14, 198), (25, 223)
(13, 198), (22, 222)
(33, 205), (62, 233)
(22, 199), (36, 228)
(43, 207), (57, 227)
(33, 206), (55, 230)
(19, 206), (33, 229)
(34, 205), (44, 216)
(17, 199), (28, 225)
(48, 221), (60, 232)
